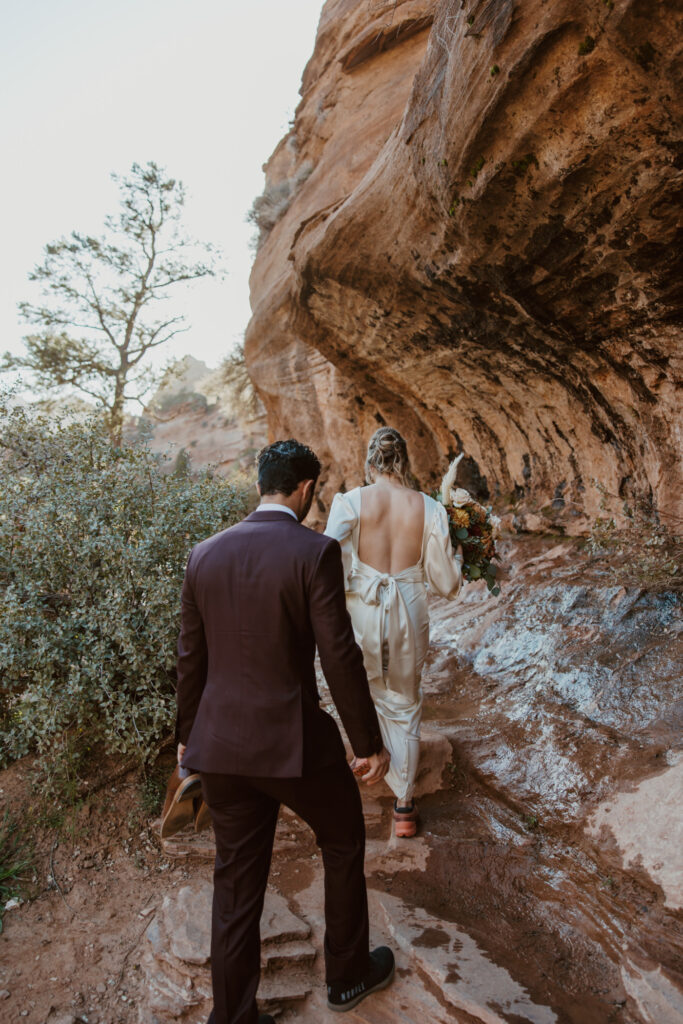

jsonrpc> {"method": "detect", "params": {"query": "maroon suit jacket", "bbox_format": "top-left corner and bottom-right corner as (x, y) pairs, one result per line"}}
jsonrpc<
(176, 509), (383, 776)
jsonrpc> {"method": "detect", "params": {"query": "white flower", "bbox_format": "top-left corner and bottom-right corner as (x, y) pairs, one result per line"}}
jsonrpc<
(490, 515), (502, 539)
(450, 487), (472, 507)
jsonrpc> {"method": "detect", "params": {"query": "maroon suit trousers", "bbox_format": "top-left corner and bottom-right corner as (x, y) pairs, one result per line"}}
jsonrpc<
(201, 758), (369, 1024)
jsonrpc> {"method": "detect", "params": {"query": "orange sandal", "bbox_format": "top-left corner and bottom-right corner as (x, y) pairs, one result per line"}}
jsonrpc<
(393, 801), (418, 838)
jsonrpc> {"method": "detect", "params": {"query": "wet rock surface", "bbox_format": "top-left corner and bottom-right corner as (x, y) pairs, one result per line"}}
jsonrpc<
(245, 0), (682, 528)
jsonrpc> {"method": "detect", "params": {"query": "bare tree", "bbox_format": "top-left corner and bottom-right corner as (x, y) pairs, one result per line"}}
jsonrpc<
(3, 162), (219, 441)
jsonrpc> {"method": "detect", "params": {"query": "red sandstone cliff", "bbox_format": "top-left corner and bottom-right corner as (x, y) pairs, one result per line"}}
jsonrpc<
(245, 0), (682, 530)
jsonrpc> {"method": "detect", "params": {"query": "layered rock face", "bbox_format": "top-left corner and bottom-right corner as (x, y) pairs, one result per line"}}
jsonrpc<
(245, 0), (682, 529)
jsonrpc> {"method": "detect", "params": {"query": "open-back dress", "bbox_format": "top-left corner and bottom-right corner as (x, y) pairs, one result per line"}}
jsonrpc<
(325, 487), (463, 803)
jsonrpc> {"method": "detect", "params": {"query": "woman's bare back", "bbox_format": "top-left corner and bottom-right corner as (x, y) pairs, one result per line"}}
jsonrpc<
(358, 482), (425, 574)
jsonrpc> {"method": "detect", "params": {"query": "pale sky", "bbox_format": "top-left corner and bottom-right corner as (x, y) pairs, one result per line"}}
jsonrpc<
(1, 0), (323, 381)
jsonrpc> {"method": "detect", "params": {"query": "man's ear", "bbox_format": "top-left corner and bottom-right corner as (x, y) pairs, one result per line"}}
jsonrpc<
(256, 482), (262, 496)
(301, 479), (314, 502)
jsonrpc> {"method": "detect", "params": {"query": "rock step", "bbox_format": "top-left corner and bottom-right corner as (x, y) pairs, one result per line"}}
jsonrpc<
(261, 891), (311, 943)
(262, 938), (317, 970)
(258, 973), (312, 1007)
(143, 956), (207, 1019)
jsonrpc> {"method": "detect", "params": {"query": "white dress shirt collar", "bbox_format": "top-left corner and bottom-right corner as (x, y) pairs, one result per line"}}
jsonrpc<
(253, 502), (298, 521)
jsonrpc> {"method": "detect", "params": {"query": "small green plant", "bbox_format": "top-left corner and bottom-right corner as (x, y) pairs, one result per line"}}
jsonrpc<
(467, 14), (474, 25)
(578, 35), (596, 56)
(490, 64), (500, 76)
(445, 761), (464, 786)
(139, 766), (170, 818)
(440, 158), (448, 167)
(468, 156), (485, 184)
(523, 813), (539, 831)
(448, 197), (460, 216)
(511, 152), (539, 176)
(0, 812), (31, 934)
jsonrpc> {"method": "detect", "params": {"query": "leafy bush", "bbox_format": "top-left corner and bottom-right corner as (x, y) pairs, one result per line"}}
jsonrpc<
(0, 396), (248, 787)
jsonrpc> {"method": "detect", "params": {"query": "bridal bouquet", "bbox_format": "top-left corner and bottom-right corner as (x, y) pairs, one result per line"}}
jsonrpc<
(439, 455), (502, 595)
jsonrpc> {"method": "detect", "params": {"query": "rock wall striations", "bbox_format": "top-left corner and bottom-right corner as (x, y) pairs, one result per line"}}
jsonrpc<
(245, 0), (682, 529)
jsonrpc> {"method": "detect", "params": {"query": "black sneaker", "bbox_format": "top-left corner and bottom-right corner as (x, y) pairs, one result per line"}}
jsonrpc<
(327, 946), (395, 1012)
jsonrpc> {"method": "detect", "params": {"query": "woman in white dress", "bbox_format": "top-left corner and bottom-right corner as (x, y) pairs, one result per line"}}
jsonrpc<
(325, 427), (463, 837)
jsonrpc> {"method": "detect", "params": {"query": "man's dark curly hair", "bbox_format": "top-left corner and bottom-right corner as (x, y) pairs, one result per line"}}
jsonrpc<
(256, 439), (321, 496)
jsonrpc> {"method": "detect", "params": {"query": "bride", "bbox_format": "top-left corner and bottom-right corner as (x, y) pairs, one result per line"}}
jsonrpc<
(325, 427), (463, 837)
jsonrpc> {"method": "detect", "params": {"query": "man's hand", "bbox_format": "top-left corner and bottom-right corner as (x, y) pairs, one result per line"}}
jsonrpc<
(177, 743), (186, 765)
(360, 747), (391, 785)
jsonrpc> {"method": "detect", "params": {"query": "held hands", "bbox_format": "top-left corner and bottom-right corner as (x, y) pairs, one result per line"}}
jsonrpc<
(351, 747), (391, 785)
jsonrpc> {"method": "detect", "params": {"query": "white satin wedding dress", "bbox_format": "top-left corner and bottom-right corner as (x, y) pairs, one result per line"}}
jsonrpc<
(325, 487), (463, 804)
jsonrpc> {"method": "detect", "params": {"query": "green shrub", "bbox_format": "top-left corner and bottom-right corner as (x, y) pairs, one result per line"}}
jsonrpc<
(0, 396), (249, 786)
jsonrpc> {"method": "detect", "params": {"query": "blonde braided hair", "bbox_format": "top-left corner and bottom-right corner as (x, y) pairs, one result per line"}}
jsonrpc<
(365, 426), (411, 486)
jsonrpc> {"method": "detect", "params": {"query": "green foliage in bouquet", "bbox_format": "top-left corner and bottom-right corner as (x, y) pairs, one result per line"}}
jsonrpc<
(444, 501), (501, 595)
(0, 395), (248, 790)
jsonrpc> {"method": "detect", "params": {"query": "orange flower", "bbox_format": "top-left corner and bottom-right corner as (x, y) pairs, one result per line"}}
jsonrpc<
(450, 508), (470, 529)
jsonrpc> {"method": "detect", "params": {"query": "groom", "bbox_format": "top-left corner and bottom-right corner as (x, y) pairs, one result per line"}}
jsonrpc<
(175, 439), (394, 1024)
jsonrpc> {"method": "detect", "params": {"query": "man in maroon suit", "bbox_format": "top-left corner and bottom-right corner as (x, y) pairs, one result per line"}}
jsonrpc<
(176, 439), (394, 1024)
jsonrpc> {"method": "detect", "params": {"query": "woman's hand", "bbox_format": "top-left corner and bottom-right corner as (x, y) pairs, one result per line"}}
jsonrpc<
(177, 742), (186, 765)
(360, 748), (391, 785)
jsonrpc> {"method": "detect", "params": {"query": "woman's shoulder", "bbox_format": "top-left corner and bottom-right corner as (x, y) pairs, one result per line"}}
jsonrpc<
(332, 486), (361, 504)
(328, 487), (361, 519)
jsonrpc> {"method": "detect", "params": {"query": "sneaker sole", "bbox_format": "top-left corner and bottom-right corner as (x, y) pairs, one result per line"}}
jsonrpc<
(326, 962), (395, 1012)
